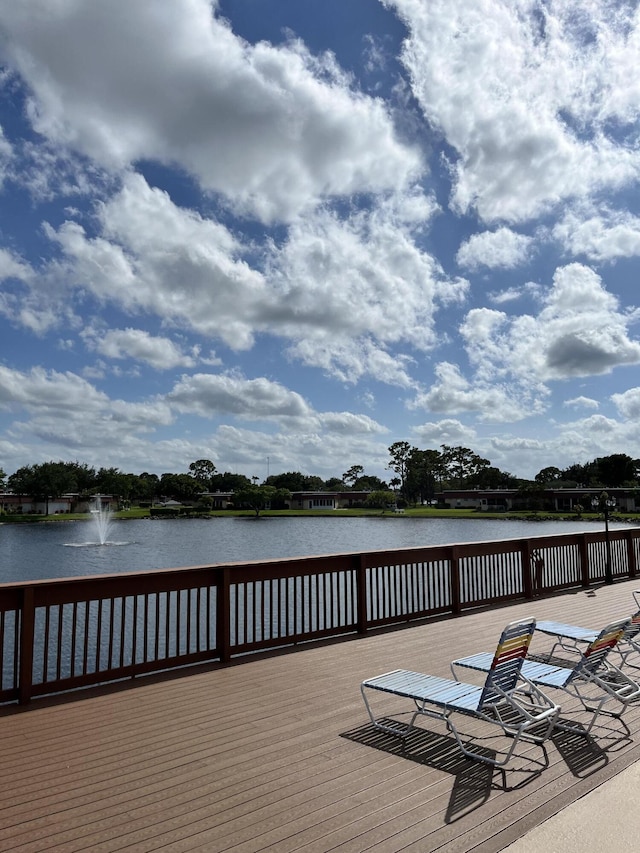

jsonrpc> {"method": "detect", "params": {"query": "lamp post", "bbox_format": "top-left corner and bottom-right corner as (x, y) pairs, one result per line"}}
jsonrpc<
(591, 491), (616, 585)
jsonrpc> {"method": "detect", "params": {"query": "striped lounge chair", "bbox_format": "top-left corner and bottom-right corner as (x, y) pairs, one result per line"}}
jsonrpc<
(361, 618), (560, 767)
(535, 591), (640, 670)
(451, 617), (639, 734)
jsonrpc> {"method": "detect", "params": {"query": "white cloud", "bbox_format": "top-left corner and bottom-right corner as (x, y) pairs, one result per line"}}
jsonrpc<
(612, 387), (640, 420)
(270, 194), (468, 382)
(37, 175), (466, 388)
(554, 206), (640, 262)
(456, 227), (533, 270)
(0, 247), (32, 282)
(462, 264), (640, 384)
(410, 263), (640, 426)
(412, 418), (476, 446)
(1, 0), (422, 221)
(84, 327), (200, 370)
(44, 173), (268, 348)
(387, 0), (640, 224)
(411, 361), (538, 422)
(167, 372), (312, 421)
(0, 364), (173, 466)
(564, 396), (599, 410)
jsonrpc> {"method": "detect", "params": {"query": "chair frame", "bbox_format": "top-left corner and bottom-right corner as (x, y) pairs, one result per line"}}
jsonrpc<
(361, 619), (560, 767)
(451, 617), (639, 734)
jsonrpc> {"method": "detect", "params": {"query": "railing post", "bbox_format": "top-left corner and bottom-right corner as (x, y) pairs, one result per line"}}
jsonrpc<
(19, 586), (35, 705)
(356, 555), (368, 635)
(450, 547), (461, 615)
(217, 567), (231, 664)
(626, 530), (637, 579)
(579, 534), (590, 588)
(521, 540), (533, 600)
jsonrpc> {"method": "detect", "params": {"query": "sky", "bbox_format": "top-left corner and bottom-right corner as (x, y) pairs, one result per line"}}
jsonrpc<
(1, 0), (640, 484)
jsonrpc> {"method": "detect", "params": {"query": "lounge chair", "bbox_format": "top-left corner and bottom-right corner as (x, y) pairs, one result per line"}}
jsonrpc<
(451, 617), (639, 734)
(360, 618), (560, 767)
(535, 591), (640, 669)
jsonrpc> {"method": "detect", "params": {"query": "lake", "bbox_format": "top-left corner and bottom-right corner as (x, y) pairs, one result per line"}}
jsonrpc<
(0, 515), (633, 584)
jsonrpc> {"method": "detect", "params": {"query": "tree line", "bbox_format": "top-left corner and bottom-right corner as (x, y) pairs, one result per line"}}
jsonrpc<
(1, 447), (639, 511)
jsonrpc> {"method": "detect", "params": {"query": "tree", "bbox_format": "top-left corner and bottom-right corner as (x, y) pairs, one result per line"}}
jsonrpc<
(233, 485), (291, 517)
(353, 474), (387, 491)
(404, 448), (445, 504)
(95, 467), (135, 501)
(323, 477), (345, 490)
(209, 471), (252, 492)
(440, 445), (490, 488)
(159, 473), (205, 502)
(387, 442), (412, 493)
(473, 466), (518, 489)
(364, 490), (396, 509)
(534, 466), (562, 484)
(0, 467), (5, 490)
(593, 454), (637, 487)
(134, 472), (160, 502)
(189, 459), (217, 488)
(265, 471), (314, 491)
(342, 465), (364, 488)
(8, 461), (78, 515)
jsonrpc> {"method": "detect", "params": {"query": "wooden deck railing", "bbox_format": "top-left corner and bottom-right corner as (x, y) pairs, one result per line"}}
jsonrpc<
(1, 527), (639, 705)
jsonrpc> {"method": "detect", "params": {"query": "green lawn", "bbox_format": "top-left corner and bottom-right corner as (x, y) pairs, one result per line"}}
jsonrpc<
(1, 506), (635, 523)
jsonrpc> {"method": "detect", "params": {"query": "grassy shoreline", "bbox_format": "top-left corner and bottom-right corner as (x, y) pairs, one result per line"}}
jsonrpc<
(0, 507), (636, 523)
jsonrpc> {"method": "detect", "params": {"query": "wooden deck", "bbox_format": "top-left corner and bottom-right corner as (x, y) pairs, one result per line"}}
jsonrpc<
(3, 578), (640, 852)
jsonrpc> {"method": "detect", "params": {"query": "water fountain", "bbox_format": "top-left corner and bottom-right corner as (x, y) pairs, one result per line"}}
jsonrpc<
(90, 496), (113, 545)
(64, 497), (127, 548)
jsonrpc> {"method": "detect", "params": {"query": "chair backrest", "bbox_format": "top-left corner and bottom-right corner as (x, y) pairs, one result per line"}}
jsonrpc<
(621, 609), (640, 643)
(566, 617), (629, 684)
(479, 618), (536, 707)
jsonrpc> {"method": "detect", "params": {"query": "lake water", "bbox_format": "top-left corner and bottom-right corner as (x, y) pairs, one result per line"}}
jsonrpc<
(0, 515), (632, 584)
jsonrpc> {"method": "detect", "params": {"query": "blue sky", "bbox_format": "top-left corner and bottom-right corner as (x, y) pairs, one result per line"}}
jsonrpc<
(1, 0), (640, 483)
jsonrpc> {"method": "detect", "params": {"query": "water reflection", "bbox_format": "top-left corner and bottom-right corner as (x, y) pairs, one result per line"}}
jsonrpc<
(0, 515), (632, 584)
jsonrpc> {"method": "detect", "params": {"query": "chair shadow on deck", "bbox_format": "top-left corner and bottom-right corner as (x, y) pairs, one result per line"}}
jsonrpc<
(550, 709), (632, 777)
(341, 718), (548, 824)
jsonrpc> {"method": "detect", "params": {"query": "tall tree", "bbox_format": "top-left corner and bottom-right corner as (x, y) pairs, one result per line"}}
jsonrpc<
(189, 459), (217, 488)
(342, 465), (364, 488)
(440, 445), (490, 488)
(404, 448), (445, 503)
(387, 442), (412, 493)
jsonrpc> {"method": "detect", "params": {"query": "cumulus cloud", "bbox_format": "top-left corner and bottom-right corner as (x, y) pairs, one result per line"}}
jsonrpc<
(564, 396), (599, 410)
(554, 206), (640, 262)
(270, 194), (468, 382)
(34, 174), (466, 387)
(387, 0), (640, 223)
(43, 172), (269, 348)
(167, 372), (313, 421)
(1, 0), (422, 220)
(612, 387), (640, 420)
(456, 227), (533, 270)
(462, 264), (640, 384)
(83, 327), (201, 370)
(410, 263), (640, 425)
(411, 361), (540, 422)
(412, 418), (476, 445)
(0, 364), (173, 464)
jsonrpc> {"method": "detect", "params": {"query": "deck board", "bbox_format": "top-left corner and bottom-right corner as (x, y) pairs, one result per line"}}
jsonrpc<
(3, 579), (640, 852)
